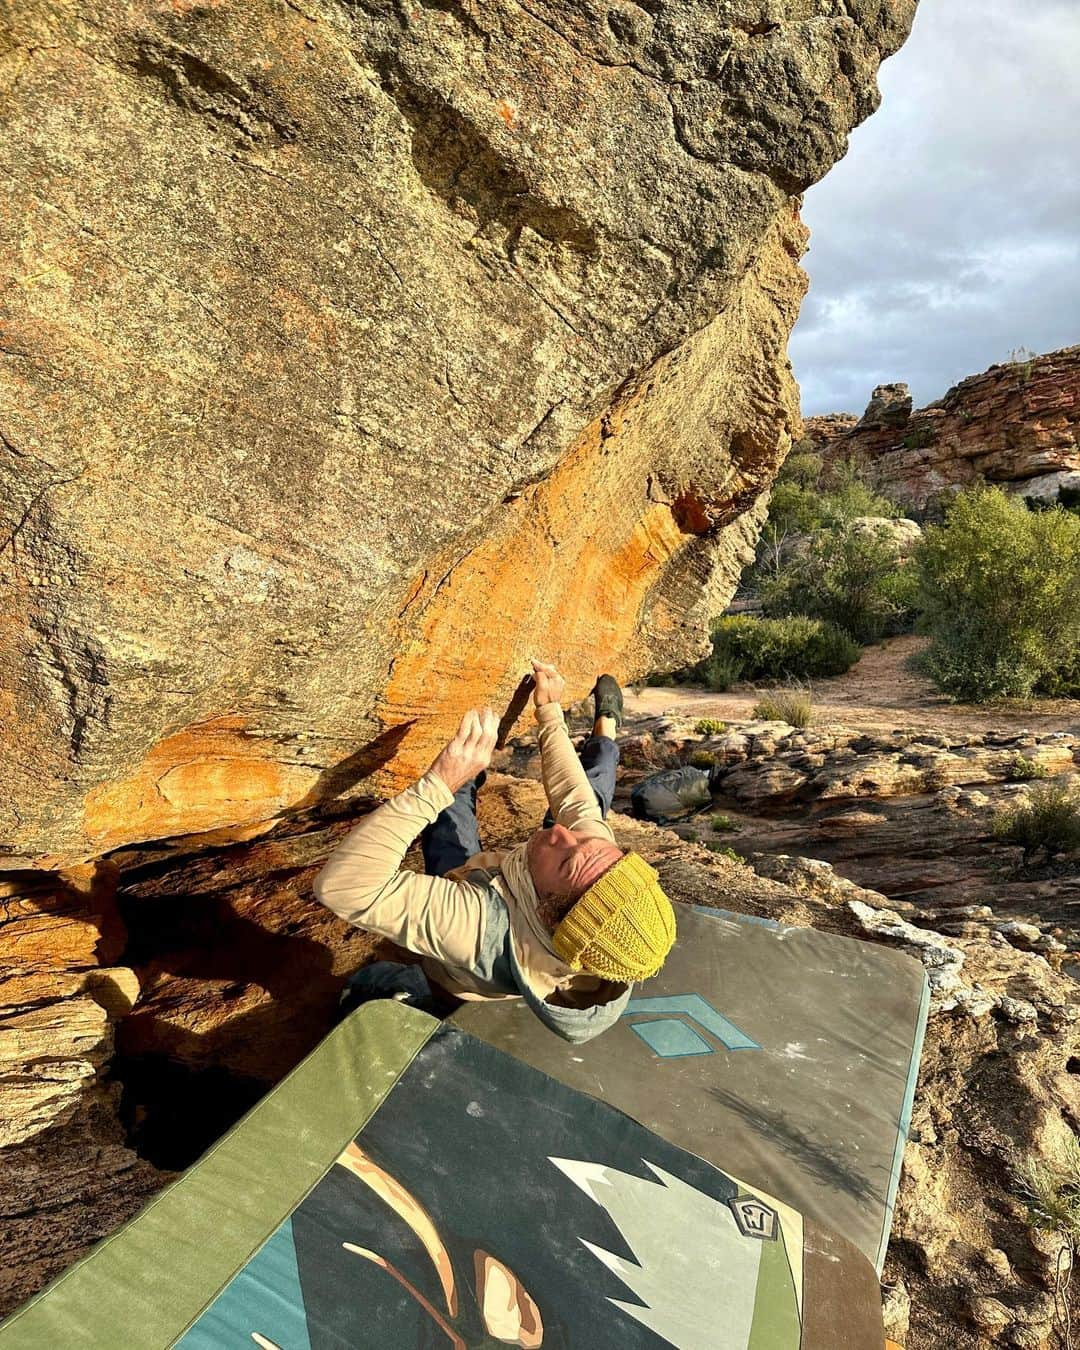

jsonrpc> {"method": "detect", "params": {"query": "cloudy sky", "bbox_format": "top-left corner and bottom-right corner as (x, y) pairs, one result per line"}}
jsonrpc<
(790, 0), (1080, 416)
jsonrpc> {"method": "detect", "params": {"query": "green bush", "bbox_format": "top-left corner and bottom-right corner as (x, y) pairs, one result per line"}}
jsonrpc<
(696, 650), (745, 691)
(753, 454), (902, 581)
(902, 424), (936, 450)
(711, 813), (738, 833)
(915, 487), (1080, 700)
(753, 682), (813, 727)
(759, 525), (920, 643)
(992, 780), (1080, 863)
(688, 750), (717, 769)
(694, 718), (727, 735)
(704, 842), (741, 860)
(1009, 754), (1050, 782)
(691, 615), (859, 687)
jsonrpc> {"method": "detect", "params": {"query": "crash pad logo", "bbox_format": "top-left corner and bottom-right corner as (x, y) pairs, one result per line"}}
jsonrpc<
(728, 1196), (779, 1241)
(621, 994), (761, 1058)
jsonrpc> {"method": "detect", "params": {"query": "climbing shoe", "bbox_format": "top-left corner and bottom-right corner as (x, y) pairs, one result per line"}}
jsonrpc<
(592, 674), (624, 729)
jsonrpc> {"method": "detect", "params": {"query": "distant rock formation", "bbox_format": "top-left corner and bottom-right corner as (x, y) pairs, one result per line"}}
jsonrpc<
(857, 382), (913, 430)
(804, 346), (1080, 511)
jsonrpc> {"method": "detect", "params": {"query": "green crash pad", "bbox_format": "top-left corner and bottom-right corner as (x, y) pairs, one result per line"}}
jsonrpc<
(454, 904), (929, 1276)
(0, 1001), (885, 1350)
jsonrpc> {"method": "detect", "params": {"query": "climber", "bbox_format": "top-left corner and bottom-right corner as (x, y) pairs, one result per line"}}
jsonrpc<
(313, 660), (677, 1043)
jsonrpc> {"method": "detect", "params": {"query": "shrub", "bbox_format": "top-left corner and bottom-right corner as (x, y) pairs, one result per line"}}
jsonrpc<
(711, 813), (738, 833)
(1007, 345), (1037, 384)
(1015, 1132), (1080, 1340)
(1016, 1132), (1080, 1252)
(696, 650), (746, 692)
(697, 615), (859, 685)
(753, 682), (813, 727)
(992, 780), (1080, 863)
(704, 842), (741, 860)
(753, 454), (902, 580)
(694, 718), (727, 735)
(759, 525), (920, 643)
(915, 487), (1080, 701)
(688, 750), (717, 769)
(902, 424), (936, 451)
(1009, 754), (1050, 782)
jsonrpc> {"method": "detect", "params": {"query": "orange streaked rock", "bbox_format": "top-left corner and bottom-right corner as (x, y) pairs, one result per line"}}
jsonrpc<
(81, 717), (320, 856)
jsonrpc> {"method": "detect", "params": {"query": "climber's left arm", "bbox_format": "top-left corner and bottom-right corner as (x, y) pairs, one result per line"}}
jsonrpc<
(312, 708), (501, 970)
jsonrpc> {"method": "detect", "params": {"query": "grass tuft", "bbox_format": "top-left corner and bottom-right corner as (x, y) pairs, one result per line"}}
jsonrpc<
(752, 682), (813, 728)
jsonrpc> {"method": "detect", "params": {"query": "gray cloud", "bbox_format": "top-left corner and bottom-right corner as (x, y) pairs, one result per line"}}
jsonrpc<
(790, 0), (1080, 416)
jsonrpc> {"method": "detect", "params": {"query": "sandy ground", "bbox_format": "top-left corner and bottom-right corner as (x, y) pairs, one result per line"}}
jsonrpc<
(623, 634), (1080, 737)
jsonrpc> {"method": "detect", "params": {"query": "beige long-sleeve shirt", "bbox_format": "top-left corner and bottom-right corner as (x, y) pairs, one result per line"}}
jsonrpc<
(312, 702), (617, 984)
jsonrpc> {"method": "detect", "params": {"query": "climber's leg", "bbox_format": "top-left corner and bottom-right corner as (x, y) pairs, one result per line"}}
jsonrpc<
(420, 769), (486, 877)
(578, 733), (621, 819)
(336, 960), (454, 1021)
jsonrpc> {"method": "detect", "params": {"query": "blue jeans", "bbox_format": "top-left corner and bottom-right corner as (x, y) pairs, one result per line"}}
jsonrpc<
(420, 734), (620, 877)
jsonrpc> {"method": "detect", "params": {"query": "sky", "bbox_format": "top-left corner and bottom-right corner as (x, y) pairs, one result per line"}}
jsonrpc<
(790, 0), (1080, 416)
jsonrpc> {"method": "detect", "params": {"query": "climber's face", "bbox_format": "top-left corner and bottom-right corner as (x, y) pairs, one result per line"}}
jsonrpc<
(526, 823), (623, 904)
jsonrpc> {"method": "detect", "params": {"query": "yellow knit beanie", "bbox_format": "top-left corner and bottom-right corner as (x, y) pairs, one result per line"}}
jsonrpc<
(552, 852), (676, 982)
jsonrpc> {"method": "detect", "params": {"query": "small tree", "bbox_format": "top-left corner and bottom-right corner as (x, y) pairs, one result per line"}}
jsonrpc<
(759, 524), (920, 643)
(915, 487), (1080, 700)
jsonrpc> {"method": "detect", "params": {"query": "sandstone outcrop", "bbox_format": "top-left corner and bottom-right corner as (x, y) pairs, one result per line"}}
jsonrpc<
(0, 865), (165, 1315)
(2, 0), (916, 868)
(804, 345), (1080, 512)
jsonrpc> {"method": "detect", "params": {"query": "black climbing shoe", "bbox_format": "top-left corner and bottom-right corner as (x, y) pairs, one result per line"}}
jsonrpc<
(592, 674), (624, 729)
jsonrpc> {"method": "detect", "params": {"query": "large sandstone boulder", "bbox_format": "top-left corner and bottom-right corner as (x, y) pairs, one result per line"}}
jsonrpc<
(1, 0), (916, 867)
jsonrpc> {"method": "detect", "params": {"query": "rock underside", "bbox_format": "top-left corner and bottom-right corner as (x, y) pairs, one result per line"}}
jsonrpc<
(803, 345), (1080, 512)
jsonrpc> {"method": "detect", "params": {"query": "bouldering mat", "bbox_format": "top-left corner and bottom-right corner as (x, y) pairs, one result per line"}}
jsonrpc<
(454, 903), (929, 1275)
(0, 1001), (884, 1349)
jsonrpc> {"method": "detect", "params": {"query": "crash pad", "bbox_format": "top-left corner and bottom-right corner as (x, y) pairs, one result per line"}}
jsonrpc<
(454, 903), (929, 1275)
(0, 1001), (884, 1349)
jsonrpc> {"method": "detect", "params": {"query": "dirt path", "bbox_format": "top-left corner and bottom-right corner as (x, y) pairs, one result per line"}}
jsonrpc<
(624, 634), (1080, 736)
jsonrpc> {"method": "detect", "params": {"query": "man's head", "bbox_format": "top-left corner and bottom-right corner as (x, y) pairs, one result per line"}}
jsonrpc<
(526, 823), (623, 927)
(526, 823), (676, 982)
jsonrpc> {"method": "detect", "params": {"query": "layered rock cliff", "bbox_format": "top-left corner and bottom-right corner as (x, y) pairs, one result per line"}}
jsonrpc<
(804, 345), (1080, 511)
(1, 0), (919, 868)
(1, 0), (919, 1312)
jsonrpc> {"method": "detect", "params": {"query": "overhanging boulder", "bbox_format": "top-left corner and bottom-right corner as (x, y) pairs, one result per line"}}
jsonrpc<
(1, 0), (917, 866)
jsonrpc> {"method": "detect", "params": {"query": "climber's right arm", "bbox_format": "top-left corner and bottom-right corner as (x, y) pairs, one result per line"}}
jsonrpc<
(531, 660), (616, 843)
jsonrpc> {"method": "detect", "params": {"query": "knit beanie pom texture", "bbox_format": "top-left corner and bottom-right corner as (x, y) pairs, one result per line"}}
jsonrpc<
(552, 851), (676, 982)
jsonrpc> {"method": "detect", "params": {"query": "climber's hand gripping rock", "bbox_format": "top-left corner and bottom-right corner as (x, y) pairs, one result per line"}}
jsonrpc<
(428, 707), (499, 793)
(530, 659), (566, 709)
